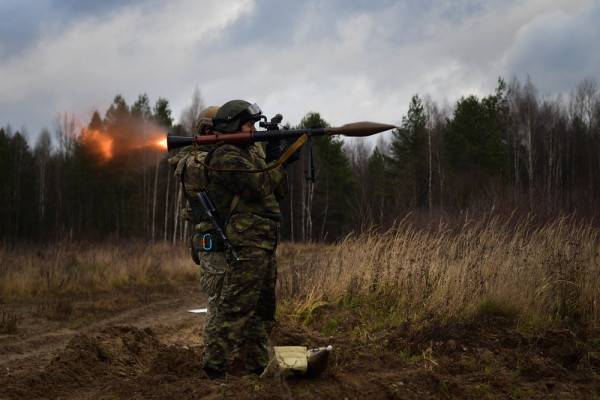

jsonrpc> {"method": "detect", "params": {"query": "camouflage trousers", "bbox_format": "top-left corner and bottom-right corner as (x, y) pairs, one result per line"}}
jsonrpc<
(202, 246), (277, 374)
(197, 252), (228, 345)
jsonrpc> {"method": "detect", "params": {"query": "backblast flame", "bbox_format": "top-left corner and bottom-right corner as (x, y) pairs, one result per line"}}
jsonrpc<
(154, 136), (168, 151)
(82, 129), (114, 161)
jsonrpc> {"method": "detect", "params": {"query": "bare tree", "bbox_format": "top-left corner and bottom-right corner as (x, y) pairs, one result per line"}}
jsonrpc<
(508, 77), (539, 207)
(34, 129), (52, 228)
(180, 86), (205, 135)
(570, 77), (600, 209)
(54, 112), (78, 156)
(345, 139), (372, 230)
(570, 77), (599, 129)
(424, 97), (436, 213)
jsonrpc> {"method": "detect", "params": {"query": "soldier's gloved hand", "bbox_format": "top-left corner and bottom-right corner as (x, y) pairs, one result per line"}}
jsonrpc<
(265, 140), (284, 163)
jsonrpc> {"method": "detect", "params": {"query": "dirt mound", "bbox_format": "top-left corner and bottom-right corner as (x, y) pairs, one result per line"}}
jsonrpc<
(44, 326), (160, 383)
(3, 325), (208, 400)
(1, 294), (598, 400)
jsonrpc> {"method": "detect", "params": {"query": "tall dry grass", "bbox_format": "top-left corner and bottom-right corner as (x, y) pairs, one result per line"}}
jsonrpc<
(1, 217), (598, 329)
(0, 241), (196, 301)
(277, 216), (600, 328)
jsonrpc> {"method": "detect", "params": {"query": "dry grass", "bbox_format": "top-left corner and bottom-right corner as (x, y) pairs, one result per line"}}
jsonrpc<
(1, 217), (598, 332)
(0, 305), (19, 333)
(277, 216), (600, 330)
(0, 241), (196, 301)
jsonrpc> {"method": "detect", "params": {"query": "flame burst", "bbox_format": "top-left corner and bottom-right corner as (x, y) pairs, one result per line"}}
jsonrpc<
(80, 127), (168, 164)
(82, 129), (114, 161)
(153, 136), (168, 151)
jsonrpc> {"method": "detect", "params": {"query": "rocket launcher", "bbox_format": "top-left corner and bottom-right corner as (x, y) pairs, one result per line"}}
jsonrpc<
(166, 121), (397, 152)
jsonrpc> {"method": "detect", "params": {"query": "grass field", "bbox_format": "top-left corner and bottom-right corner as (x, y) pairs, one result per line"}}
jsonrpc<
(278, 216), (600, 334)
(2, 216), (599, 331)
(1, 217), (599, 399)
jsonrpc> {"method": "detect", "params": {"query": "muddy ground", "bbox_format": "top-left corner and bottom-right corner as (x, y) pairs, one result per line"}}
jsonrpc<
(1, 283), (598, 399)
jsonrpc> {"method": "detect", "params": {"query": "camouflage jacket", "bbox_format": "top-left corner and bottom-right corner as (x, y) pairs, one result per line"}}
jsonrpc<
(168, 144), (215, 225)
(207, 142), (286, 251)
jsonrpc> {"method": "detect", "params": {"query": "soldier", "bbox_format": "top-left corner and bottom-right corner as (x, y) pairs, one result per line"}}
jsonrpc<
(201, 100), (290, 378)
(168, 106), (228, 354)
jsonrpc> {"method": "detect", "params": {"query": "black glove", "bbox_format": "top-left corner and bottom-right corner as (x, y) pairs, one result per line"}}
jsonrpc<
(266, 136), (303, 165)
(265, 140), (284, 163)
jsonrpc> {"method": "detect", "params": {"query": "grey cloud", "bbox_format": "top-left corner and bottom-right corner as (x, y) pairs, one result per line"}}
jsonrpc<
(0, 0), (53, 59)
(1, 0), (598, 138)
(0, 0), (255, 134)
(0, 0), (142, 59)
(502, 3), (600, 93)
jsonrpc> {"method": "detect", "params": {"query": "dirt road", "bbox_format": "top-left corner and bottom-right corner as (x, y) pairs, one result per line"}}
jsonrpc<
(1, 283), (598, 399)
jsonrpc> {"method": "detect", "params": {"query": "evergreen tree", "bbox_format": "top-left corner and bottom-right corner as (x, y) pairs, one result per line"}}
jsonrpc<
(389, 94), (429, 208)
(297, 112), (355, 240)
(445, 94), (508, 175)
(88, 110), (103, 131)
(153, 97), (173, 127)
(104, 95), (130, 129)
(131, 93), (152, 120)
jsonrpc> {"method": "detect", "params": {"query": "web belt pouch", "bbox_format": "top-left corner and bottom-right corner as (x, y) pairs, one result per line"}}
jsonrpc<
(192, 230), (225, 253)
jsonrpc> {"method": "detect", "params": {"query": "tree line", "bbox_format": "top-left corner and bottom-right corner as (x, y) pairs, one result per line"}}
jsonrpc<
(1, 77), (600, 244)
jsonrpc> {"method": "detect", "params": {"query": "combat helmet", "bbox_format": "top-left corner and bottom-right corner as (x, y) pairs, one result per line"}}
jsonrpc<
(213, 100), (262, 133)
(196, 105), (220, 134)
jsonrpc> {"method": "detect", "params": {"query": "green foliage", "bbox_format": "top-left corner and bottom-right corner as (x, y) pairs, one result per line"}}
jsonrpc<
(388, 94), (429, 208)
(104, 94), (130, 129)
(153, 97), (173, 127)
(366, 147), (388, 211)
(131, 93), (152, 120)
(2, 76), (600, 243)
(297, 112), (330, 130)
(444, 93), (509, 176)
(297, 112), (356, 240)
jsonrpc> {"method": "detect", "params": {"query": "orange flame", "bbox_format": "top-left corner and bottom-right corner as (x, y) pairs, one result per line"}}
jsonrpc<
(134, 131), (168, 151)
(82, 129), (114, 161)
(153, 136), (168, 151)
(80, 127), (168, 164)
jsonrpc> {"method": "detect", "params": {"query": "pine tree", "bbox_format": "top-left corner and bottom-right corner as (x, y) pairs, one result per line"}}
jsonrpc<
(88, 110), (104, 131)
(153, 98), (173, 127)
(131, 93), (152, 120)
(295, 112), (355, 240)
(104, 95), (130, 129)
(445, 94), (508, 175)
(389, 95), (429, 209)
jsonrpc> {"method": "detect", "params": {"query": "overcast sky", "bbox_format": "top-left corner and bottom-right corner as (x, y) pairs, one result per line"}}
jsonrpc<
(1, 0), (599, 141)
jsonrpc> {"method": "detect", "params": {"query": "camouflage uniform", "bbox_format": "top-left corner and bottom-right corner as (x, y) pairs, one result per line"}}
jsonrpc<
(169, 144), (228, 350)
(202, 141), (286, 374)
